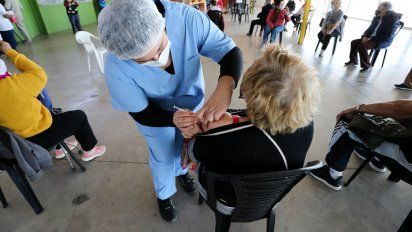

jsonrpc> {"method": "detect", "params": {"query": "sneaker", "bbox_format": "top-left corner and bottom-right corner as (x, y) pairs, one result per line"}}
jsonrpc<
(310, 165), (343, 191)
(360, 67), (371, 73)
(158, 198), (177, 223)
(394, 83), (412, 91)
(319, 50), (325, 57)
(54, 140), (78, 159)
(344, 61), (358, 66)
(354, 148), (387, 173)
(81, 146), (106, 162)
(177, 172), (196, 193)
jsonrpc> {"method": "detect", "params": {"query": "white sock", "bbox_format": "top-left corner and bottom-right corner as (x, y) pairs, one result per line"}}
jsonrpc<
(329, 168), (343, 180)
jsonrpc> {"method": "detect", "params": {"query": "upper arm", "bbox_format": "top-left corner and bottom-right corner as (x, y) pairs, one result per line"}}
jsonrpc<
(191, 9), (236, 62)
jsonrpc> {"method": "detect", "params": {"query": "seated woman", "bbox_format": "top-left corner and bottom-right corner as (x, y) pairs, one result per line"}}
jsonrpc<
(310, 100), (412, 191)
(180, 44), (321, 205)
(0, 41), (106, 162)
(317, 0), (344, 57)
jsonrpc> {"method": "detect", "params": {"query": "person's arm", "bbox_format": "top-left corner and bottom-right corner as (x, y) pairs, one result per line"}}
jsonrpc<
(337, 100), (412, 122)
(188, 8), (243, 124)
(1, 42), (47, 97)
(326, 11), (343, 34)
(284, 10), (291, 22)
(64, 0), (70, 7)
(370, 17), (398, 43)
(362, 17), (377, 38)
(266, 9), (275, 28)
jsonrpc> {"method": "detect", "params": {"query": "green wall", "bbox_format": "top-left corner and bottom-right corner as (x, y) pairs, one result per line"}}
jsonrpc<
(18, 0), (45, 38)
(37, 2), (98, 34)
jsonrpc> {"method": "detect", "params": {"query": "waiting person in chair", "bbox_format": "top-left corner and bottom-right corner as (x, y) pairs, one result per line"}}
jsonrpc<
(310, 100), (412, 191)
(0, 41), (106, 162)
(317, 0), (343, 57)
(207, 0), (224, 31)
(179, 45), (321, 205)
(246, 0), (274, 37)
(64, 0), (82, 33)
(344, 1), (401, 73)
(261, 0), (290, 47)
(4, 0), (32, 43)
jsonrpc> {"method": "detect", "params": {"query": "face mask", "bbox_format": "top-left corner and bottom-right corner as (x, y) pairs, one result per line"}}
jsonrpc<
(279, 1), (287, 10)
(141, 40), (171, 67)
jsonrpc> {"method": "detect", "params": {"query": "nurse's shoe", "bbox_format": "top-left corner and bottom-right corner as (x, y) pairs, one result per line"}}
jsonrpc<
(158, 198), (177, 223)
(177, 172), (196, 193)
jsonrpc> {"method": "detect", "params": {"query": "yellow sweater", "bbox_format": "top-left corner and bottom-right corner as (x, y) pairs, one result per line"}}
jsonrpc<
(0, 49), (52, 138)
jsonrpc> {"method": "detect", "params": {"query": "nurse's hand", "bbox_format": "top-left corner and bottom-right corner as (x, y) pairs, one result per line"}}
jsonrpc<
(173, 110), (198, 132)
(197, 76), (234, 128)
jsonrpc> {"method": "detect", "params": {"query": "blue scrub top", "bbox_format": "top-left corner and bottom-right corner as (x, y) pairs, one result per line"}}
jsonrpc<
(104, 0), (236, 114)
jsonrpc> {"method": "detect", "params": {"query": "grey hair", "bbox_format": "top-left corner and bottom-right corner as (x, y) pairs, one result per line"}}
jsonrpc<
(380, 1), (393, 11)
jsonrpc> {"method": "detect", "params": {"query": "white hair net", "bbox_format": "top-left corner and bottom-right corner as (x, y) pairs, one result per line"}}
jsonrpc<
(97, 0), (165, 60)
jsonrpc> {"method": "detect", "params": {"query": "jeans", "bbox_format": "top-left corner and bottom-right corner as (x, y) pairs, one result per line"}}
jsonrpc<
(68, 14), (82, 33)
(26, 110), (97, 151)
(0, 30), (17, 50)
(261, 25), (284, 46)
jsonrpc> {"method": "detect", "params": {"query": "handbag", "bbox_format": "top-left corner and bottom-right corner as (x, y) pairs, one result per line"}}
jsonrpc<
(349, 114), (412, 149)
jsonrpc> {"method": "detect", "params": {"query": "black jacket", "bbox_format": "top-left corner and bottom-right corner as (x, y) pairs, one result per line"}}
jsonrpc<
(257, 4), (274, 24)
(362, 11), (401, 49)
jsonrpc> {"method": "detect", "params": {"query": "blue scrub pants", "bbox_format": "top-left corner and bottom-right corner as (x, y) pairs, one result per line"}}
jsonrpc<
(261, 25), (284, 47)
(136, 123), (188, 200)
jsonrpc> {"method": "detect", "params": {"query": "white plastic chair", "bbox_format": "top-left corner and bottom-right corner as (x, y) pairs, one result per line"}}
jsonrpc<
(75, 31), (107, 73)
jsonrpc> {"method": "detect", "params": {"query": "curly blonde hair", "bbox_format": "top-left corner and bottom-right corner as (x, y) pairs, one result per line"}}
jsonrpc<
(240, 45), (321, 134)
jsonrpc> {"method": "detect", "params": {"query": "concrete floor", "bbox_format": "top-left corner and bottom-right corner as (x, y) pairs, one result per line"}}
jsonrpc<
(1, 11), (412, 232)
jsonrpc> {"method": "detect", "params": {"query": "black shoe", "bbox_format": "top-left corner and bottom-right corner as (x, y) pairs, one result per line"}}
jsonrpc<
(246, 33), (252, 36)
(310, 165), (343, 191)
(158, 198), (177, 223)
(344, 61), (358, 66)
(177, 172), (196, 193)
(360, 67), (371, 73)
(354, 148), (387, 173)
(394, 83), (412, 91)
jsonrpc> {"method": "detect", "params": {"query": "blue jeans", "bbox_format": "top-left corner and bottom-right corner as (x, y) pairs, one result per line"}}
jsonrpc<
(261, 25), (284, 46)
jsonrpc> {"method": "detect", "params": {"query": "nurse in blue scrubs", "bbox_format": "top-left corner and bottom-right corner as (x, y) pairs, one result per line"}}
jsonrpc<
(98, 0), (242, 222)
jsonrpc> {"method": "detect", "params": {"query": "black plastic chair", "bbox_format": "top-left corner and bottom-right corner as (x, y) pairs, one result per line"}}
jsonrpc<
(315, 15), (347, 55)
(369, 21), (404, 68)
(0, 128), (86, 214)
(344, 146), (412, 187)
(198, 161), (323, 232)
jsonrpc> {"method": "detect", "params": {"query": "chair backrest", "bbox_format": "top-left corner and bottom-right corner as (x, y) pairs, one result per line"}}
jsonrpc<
(203, 161), (323, 222)
(308, 9), (316, 23)
(75, 31), (98, 53)
(208, 10), (223, 29)
(395, 21), (404, 37)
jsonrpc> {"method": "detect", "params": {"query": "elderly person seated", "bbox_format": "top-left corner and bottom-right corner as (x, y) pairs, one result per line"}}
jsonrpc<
(310, 100), (412, 190)
(0, 41), (106, 162)
(344, 1), (401, 72)
(177, 45), (321, 205)
(317, 0), (344, 57)
(261, 0), (290, 47)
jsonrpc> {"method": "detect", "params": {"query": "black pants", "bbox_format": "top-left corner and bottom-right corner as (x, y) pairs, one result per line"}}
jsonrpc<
(326, 133), (365, 172)
(248, 19), (264, 35)
(349, 38), (377, 68)
(68, 14), (82, 33)
(26, 110), (97, 151)
(317, 30), (340, 51)
(0, 30), (17, 50)
(291, 15), (301, 26)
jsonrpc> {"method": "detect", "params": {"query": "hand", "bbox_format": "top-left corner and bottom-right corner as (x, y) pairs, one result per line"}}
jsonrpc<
(181, 124), (202, 139)
(361, 37), (369, 44)
(336, 106), (357, 122)
(197, 76), (234, 128)
(173, 110), (198, 133)
(0, 41), (12, 54)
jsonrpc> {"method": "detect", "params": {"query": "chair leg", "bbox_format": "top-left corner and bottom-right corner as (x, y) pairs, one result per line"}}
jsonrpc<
(87, 56), (91, 72)
(315, 40), (321, 52)
(198, 192), (204, 205)
(5, 165), (43, 214)
(332, 36), (338, 55)
(279, 32), (282, 45)
(371, 49), (380, 67)
(381, 49), (387, 68)
(344, 155), (375, 187)
(266, 206), (276, 232)
(215, 211), (231, 232)
(0, 185), (8, 208)
(398, 209), (412, 232)
(60, 142), (86, 172)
